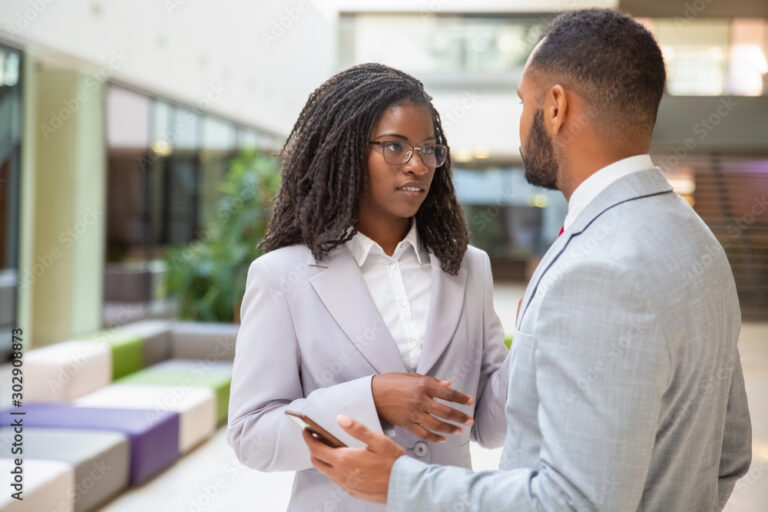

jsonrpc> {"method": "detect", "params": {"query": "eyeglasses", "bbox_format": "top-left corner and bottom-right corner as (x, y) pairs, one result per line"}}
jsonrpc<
(369, 140), (448, 168)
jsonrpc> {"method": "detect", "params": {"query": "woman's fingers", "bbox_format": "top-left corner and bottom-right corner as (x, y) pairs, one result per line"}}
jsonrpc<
(430, 381), (475, 406)
(428, 400), (474, 426)
(417, 412), (463, 435)
(406, 422), (446, 443)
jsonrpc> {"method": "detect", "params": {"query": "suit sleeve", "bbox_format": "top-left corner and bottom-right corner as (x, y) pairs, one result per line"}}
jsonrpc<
(469, 251), (510, 448)
(226, 258), (384, 472)
(388, 261), (670, 512)
(717, 347), (752, 509)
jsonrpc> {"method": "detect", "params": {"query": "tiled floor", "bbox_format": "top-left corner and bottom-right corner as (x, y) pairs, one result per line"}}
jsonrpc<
(99, 285), (767, 511)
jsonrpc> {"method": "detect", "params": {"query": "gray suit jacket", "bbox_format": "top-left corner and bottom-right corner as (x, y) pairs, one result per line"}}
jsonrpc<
(227, 243), (510, 511)
(388, 167), (752, 511)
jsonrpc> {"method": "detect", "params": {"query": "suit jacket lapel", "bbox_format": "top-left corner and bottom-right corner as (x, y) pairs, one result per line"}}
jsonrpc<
(516, 229), (573, 331)
(416, 252), (467, 375)
(308, 247), (408, 374)
(516, 167), (674, 329)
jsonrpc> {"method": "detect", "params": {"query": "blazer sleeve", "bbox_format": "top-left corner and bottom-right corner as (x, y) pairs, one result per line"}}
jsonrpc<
(387, 261), (670, 512)
(469, 251), (511, 448)
(717, 348), (752, 509)
(226, 258), (384, 472)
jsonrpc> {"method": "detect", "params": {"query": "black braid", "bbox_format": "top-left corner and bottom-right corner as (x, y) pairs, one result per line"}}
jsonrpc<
(260, 63), (469, 275)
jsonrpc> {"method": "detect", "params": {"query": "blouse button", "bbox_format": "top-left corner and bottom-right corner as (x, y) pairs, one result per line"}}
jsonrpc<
(413, 442), (429, 457)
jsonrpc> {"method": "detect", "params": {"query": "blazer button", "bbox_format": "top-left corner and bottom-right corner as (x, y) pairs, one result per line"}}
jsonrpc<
(413, 441), (428, 457)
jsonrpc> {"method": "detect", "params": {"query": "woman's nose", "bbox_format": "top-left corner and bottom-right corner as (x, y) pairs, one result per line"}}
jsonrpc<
(404, 150), (429, 175)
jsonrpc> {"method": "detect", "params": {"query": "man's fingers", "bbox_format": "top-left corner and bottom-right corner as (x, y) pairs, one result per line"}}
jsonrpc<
(431, 383), (475, 406)
(337, 414), (385, 449)
(302, 428), (338, 465)
(429, 401), (474, 426)
(310, 455), (333, 471)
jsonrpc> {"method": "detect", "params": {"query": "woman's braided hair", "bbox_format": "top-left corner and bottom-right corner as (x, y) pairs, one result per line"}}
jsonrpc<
(260, 62), (469, 275)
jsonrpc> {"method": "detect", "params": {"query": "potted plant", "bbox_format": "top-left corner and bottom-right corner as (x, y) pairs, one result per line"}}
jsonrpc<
(164, 148), (281, 322)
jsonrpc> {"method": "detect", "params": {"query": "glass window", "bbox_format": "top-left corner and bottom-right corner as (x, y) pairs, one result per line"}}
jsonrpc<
(200, 117), (237, 228)
(339, 14), (549, 78)
(152, 100), (173, 153)
(107, 86), (150, 149)
(453, 167), (567, 257)
(0, 44), (22, 361)
(656, 19), (731, 95)
(729, 18), (768, 95)
(654, 18), (768, 96)
(202, 117), (236, 151)
(237, 128), (258, 149)
(172, 107), (200, 150)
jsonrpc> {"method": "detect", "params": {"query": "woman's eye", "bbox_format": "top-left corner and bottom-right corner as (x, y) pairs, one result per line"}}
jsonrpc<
(384, 142), (403, 152)
(422, 145), (435, 155)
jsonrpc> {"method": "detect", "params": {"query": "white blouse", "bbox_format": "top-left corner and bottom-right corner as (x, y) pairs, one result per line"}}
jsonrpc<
(345, 220), (431, 372)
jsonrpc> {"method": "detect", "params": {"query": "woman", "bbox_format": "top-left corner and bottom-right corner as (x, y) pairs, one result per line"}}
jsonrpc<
(227, 63), (510, 511)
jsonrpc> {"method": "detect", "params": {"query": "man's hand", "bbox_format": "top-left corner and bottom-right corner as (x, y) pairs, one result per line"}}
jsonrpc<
(303, 414), (407, 504)
(372, 373), (475, 442)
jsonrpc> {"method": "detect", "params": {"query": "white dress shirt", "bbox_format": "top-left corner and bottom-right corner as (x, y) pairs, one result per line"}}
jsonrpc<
(345, 219), (431, 372)
(563, 154), (655, 231)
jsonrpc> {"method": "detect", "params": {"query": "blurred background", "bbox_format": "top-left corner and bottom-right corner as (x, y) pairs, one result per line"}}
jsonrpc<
(0, 0), (766, 511)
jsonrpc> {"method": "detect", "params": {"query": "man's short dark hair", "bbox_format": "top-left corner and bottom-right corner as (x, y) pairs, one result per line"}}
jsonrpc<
(530, 8), (666, 136)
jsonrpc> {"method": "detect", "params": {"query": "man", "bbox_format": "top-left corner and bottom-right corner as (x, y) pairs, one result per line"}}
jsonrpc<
(302, 8), (752, 511)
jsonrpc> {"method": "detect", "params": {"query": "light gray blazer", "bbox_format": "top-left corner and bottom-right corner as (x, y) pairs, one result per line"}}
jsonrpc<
(388, 167), (752, 511)
(227, 242), (510, 511)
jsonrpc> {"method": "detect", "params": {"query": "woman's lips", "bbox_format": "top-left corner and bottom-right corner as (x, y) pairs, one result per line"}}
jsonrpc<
(396, 186), (426, 200)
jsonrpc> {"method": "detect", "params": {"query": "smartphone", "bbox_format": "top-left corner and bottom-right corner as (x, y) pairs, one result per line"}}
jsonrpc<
(285, 409), (348, 448)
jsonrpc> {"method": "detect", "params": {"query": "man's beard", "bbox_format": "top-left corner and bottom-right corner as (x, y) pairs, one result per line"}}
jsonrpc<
(520, 109), (559, 190)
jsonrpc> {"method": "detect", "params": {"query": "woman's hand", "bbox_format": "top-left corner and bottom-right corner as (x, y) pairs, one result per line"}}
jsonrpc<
(371, 373), (475, 442)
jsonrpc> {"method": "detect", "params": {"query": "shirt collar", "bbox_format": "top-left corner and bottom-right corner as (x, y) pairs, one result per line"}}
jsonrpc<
(563, 154), (654, 231)
(345, 218), (427, 267)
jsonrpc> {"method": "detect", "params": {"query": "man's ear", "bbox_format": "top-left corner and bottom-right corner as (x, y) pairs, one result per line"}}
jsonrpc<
(546, 84), (568, 135)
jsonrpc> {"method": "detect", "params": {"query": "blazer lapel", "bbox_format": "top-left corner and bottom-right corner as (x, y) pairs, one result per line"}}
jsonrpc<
(516, 167), (674, 329)
(516, 229), (573, 331)
(416, 252), (468, 375)
(308, 247), (408, 374)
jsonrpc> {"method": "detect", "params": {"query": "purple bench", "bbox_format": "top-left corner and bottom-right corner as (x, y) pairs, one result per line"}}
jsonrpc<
(0, 403), (179, 485)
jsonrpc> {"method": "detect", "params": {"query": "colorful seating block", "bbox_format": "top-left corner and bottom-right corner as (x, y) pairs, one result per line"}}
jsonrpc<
(0, 403), (179, 486)
(0, 458), (74, 512)
(116, 360), (232, 424)
(0, 427), (129, 512)
(110, 319), (173, 367)
(24, 341), (111, 402)
(170, 322), (239, 361)
(75, 384), (216, 453)
(84, 330), (143, 380)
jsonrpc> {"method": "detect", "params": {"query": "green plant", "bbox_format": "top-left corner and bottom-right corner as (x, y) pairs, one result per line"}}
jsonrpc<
(164, 148), (281, 321)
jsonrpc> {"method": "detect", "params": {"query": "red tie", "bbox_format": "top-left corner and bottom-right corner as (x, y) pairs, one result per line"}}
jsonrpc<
(558, 225), (564, 237)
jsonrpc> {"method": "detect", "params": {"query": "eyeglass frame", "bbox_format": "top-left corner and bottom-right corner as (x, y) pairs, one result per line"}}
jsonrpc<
(368, 140), (449, 168)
